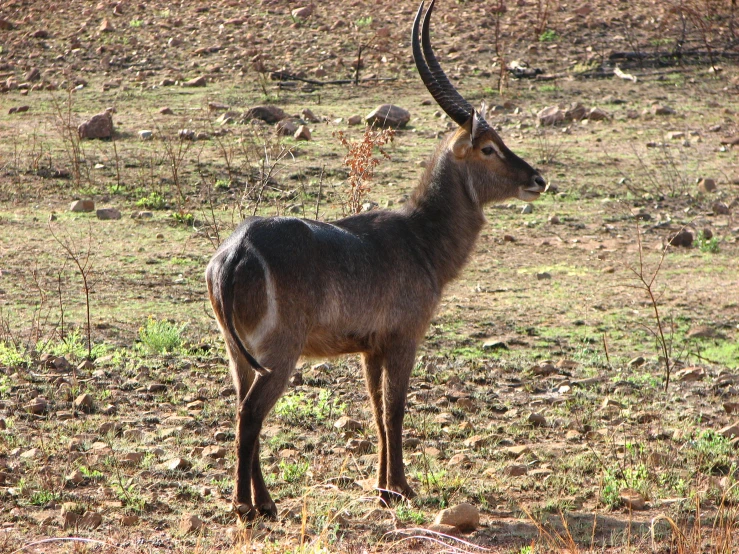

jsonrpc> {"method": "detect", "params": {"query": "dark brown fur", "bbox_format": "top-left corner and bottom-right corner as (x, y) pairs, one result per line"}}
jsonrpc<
(205, 124), (545, 518)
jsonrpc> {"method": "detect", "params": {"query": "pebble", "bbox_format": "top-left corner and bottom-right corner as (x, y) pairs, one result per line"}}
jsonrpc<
(138, 130), (153, 140)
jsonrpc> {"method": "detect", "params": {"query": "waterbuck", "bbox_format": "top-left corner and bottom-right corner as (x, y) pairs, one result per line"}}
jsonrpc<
(206, 0), (546, 518)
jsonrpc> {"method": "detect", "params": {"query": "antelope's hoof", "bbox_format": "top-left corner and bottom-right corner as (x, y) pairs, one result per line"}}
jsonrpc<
(378, 485), (417, 506)
(256, 500), (277, 519)
(233, 502), (257, 520)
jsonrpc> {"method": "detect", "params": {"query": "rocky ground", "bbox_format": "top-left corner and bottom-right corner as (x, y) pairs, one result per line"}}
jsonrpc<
(1, 0), (739, 552)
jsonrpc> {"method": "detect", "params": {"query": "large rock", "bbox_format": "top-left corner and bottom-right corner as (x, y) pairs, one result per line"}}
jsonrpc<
(78, 112), (113, 140)
(433, 503), (479, 532)
(244, 105), (287, 124)
(365, 104), (410, 128)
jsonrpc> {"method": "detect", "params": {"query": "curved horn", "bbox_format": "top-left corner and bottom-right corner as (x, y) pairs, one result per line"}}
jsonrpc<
(413, 1), (477, 128)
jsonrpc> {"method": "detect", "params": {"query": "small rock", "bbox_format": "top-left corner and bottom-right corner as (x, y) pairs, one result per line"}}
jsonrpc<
(294, 125), (312, 141)
(276, 118), (300, 136)
(159, 106), (174, 115)
(651, 105), (675, 116)
(504, 445), (531, 458)
(20, 448), (41, 459)
(587, 107), (609, 121)
(521, 203), (534, 214)
(77, 359), (94, 371)
(99, 18), (114, 32)
(723, 402), (739, 414)
(345, 438), (372, 454)
(0, 18), (15, 30)
(669, 229), (694, 247)
(482, 340), (508, 353)
(667, 131), (685, 140)
(25, 397), (48, 415)
(202, 445), (227, 459)
(78, 112), (113, 140)
(719, 423), (739, 439)
(301, 108), (320, 122)
(628, 356), (646, 367)
(619, 489), (646, 510)
(121, 514), (139, 526)
(182, 76), (207, 87)
(179, 514), (204, 535)
(528, 413), (547, 426)
(79, 511), (103, 529)
(504, 464), (528, 476)
(163, 457), (192, 471)
(536, 272), (551, 280)
(138, 130), (153, 140)
(291, 6), (313, 19)
(121, 452), (144, 464)
(448, 453), (472, 468)
(548, 214), (560, 224)
(564, 102), (587, 121)
(365, 104), (410, 128)
(531, 362), (557, 376)
(433, 503), (479, 532)
(347, 114), (363, 126)
(74, 393), (94, 412)
(96, 208), (121, 220)
(537, 105), (565, 126)
(66, 470), (85, 485)
(675, 367), (706, 382)
(208, 102), (230, 112)
(334, 416), (363, 431)
(70, 200), (95, 213)
(712, 201), (730, 215)
(244, 105), (286, 124)
(8, 105), (30, 115)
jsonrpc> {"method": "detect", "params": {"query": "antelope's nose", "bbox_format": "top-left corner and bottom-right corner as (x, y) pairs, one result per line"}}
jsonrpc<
(525, 174), (547, 193)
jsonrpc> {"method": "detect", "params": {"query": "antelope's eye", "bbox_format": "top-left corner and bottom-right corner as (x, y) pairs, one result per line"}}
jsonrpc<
(481, 146), (495, 156)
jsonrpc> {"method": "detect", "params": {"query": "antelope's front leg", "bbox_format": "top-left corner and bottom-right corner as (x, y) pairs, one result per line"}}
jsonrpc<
(380, 344), (417, 503)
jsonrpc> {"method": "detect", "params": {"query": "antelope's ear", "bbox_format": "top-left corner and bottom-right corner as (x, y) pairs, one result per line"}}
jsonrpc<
(451, 126), (472, 158)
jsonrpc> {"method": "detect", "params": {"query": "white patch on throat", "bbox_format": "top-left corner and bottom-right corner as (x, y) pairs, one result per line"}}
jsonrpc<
(465, 171), (479, 207)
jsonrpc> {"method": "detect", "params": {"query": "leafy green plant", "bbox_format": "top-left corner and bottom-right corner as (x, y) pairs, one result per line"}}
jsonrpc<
(539, 29), (558, 42)
(601, 464), (649, 508)
(138, 317), (185, 354)
(689, 430), (735, 474)
(274, 389), (346, 426)
(129, 19), (143, 28)
(279, 459), (309, 483)
(0, 341), (31, 368)
(29, 489), (61, 506)
(171, 211), (194, 226)
(136, 191), (166, 210)
(395, 503), (426, 524)
(696, 231), (719, 253)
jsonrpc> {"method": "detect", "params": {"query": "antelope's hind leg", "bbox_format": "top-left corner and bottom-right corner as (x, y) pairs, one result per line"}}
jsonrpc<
(229, 348), (296, 520)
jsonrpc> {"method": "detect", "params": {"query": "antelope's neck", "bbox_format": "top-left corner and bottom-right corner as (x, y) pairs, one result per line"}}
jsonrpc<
(405, 157), (486, 288)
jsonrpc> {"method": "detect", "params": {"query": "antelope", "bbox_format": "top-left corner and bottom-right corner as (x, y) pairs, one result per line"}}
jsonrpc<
(206, 0), (546, 519)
